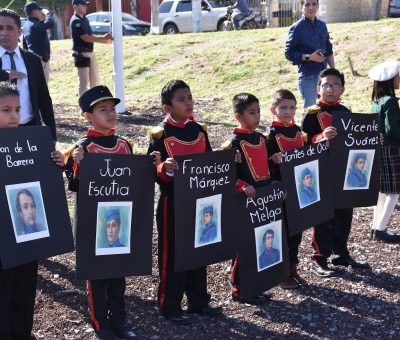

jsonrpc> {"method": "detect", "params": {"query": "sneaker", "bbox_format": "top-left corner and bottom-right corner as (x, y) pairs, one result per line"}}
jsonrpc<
(371, 229), (400, 243)
(311, 262), (334, 277)
(232, 294), (268, 305)
(331, 256), (370, 269)
(279, 276), (299, 289)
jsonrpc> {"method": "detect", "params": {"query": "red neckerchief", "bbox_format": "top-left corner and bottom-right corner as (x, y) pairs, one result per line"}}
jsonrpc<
(271, 120), (295, 127)
(317, 99), (341, 107)
(87, 128), (115, 137)
(233, 128), (256, 134)
(163, 115), (194, 128)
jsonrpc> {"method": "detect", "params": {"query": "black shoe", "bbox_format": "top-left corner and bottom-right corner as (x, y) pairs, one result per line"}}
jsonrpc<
(372, 229), (400, 243)
(331, 257), (370, 269)
(95, 328), (119, 340)
(187, 305), (223, 316)
(112, 324), (136, 339)
(165, 313), (192, 325)
(311, 262), (334, 277)
(232, 294), (268, 305)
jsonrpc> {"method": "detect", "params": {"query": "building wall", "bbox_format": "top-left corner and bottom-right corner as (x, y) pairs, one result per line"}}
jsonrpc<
(318, 0), (390, 23)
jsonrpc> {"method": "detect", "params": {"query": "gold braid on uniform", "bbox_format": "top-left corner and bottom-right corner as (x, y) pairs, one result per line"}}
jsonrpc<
(305, 105), (321, 115)
(302, 131), (308, 144)
(221, 140), (232, 150)
(148, 126), (165, 139)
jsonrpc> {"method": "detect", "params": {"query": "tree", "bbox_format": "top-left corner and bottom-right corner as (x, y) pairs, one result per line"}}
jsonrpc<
(0, 0), (70, 39)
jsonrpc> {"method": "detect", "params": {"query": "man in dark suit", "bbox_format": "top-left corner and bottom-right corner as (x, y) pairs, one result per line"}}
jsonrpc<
(0, 9), (56, 141)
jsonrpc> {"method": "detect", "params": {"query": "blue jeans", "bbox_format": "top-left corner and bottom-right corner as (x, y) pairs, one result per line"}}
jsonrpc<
(232, 11), (250, 29)
(298, 73), (319, 109)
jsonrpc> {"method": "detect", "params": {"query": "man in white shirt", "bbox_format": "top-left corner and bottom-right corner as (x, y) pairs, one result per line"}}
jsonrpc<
(0, 8), (56, 140)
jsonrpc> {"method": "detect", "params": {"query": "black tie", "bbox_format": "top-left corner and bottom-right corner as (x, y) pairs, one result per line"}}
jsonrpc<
(5, 51), (17, 85)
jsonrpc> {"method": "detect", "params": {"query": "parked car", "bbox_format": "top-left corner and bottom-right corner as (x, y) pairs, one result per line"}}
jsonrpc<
(86, 11), (151, 36)
(388, 0), (400, 17)
(159, 0), (230, 34)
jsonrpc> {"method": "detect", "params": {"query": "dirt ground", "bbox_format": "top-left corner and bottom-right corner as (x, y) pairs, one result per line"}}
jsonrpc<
(32, 106), (400, 339)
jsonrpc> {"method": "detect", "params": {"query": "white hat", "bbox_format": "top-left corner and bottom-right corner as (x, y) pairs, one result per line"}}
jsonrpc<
(369, 60), (400, 82)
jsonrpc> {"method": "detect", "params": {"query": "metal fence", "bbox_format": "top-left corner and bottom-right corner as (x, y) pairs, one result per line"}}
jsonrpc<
(266, 0), (302, 27)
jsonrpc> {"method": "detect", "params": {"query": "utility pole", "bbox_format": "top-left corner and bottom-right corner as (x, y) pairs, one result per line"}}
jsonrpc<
(111, 0), (126, 113)
(151, 0), (160, 33)
(192, 0), (202, 32)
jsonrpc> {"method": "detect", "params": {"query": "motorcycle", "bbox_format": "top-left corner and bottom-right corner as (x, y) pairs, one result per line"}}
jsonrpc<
(221, 7), (258, 31)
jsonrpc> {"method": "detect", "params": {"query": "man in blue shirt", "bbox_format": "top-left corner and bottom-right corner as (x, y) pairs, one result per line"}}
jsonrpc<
(284, 0), (334, 109)
(23, 2), (54, 84)
(229, 0), (250, 30)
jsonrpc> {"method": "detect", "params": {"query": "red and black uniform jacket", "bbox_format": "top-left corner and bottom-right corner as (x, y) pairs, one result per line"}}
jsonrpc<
(223, 128), (271, 192)
(65, 128), (132, 192)
(301, 99), (350, 143)
(147, 116), (212, 196)
(267, 121), (307, 181)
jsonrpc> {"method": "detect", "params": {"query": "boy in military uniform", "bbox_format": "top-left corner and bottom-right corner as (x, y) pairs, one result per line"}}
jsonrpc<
(147, 80), (222, 325)
(0, 82), (64, 340)
(267, 89), (308, 289)
(301, 68), (369, 277)
(65, 85), (159, 339)
(222, 93), (272, 304)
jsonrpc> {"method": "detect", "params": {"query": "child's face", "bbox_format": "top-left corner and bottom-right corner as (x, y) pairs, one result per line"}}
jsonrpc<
(271, 99), (296, 124)
(302, 174), (312, 187)
(163, 87), (193, 122)
(0, 95), (21, 128)
(203, 212), (212, 224)
(236, 102), (260, 131)
(84, 99), (117, 133)
(318, 75), (344, 104)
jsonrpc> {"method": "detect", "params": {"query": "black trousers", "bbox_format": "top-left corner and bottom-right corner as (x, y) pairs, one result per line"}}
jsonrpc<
(156, 194), (210, 316)
(0, 261), (38, 340)
(288, 232), (303, 265)
(311, 208), (353, 264)
(87, 277), (126, 333)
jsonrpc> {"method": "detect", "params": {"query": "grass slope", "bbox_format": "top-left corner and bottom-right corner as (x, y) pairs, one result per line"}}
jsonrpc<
(51, 18), (400, 125)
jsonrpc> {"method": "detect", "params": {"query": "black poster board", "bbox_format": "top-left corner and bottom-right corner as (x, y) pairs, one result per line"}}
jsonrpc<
(174, 150), (237, 272)
(279, 143), (334, 236)
(330, 112), (381, 208)
(76, 154), (154, 280)
(0, 127), (73, 269)
(236, 183), (289, 298)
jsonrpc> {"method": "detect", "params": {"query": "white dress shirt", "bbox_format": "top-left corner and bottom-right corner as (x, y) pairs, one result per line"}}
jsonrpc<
(0, 46), (34, 124)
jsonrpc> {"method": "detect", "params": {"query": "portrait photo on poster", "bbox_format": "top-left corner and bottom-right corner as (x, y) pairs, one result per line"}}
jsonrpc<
(5, 181), (50, 243)
(255, 220), (283, 272)
(194, 194), (222, 248)
(95, 201), (132, 256)
(294, 160), (321, 209)
(343, 149), (375, 190)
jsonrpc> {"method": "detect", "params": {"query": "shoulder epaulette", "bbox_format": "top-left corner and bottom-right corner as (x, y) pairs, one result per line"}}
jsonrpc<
(221, 140), (232, 150)
(305, 105), (321, 115)
(148, 126), (165, 139)
(198, 122), (208, 132)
